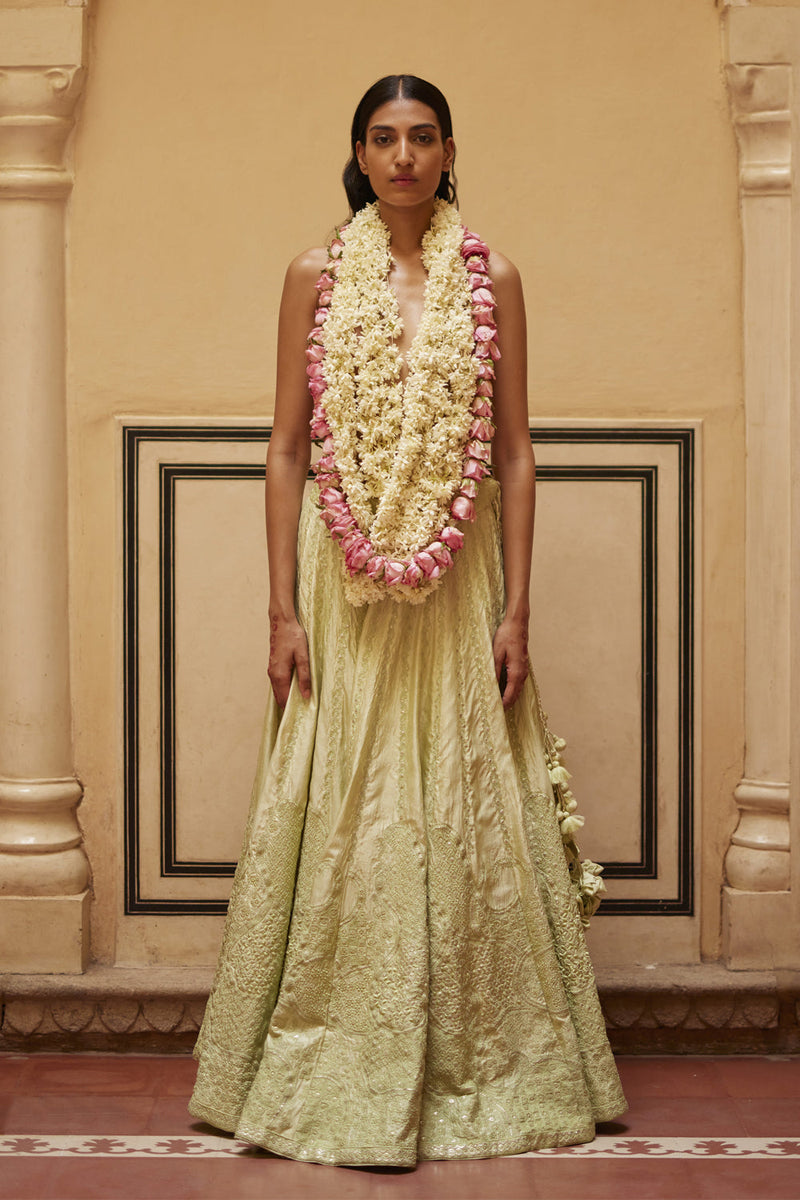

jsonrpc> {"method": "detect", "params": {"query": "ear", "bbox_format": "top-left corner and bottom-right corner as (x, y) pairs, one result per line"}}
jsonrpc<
(443, 137), (455, 172)
(355, 141), (370, 175)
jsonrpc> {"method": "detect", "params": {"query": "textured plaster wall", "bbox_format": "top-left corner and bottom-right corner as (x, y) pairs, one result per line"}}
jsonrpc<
(66, 0), (743, 965)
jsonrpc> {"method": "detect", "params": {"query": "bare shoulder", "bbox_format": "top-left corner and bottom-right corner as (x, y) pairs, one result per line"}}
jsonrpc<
(487, 249), (522, 292)
(284, 246), (329, 289)
(486, 247), (526, 361)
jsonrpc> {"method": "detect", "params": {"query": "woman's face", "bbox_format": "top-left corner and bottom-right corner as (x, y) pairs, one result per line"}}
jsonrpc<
(356, 97), (454, 210)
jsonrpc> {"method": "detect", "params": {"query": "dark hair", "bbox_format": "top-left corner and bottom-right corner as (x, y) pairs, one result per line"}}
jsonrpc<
(343, 75), (457, 213)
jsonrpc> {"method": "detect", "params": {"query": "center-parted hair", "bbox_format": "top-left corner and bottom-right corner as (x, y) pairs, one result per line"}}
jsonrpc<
(343, 74), (457, 214)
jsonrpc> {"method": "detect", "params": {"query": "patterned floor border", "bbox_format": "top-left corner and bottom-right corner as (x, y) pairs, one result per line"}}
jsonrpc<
(0, 1136), (798, 1159)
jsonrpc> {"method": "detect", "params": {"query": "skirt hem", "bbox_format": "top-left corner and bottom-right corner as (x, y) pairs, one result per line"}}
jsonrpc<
(209, 1116), (619, 1167)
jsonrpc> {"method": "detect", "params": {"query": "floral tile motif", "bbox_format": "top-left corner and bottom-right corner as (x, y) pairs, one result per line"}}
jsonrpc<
(523, 1137), (800, 1159)
(0, 1135), (798, 1159)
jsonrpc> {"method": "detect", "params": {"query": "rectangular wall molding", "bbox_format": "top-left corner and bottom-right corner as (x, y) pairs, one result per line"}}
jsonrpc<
(123, 423), (697, 921)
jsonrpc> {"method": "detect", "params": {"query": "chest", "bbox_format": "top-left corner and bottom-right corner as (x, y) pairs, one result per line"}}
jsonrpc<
(387, 257), (428, 369)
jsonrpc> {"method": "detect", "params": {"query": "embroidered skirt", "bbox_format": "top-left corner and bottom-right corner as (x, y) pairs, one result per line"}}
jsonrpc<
(189, 480), (626, 1165)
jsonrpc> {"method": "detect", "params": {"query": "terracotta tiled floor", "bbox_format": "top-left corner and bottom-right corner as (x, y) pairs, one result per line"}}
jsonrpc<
(1, 1054), (799, 1198)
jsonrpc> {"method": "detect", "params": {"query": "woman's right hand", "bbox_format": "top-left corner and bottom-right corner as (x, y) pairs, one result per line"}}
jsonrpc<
(268, 614), (312, 708)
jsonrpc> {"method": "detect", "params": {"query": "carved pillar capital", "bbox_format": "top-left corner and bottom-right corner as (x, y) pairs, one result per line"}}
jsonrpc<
(726, 64), (791, 196)
(0, 64), (85, 197)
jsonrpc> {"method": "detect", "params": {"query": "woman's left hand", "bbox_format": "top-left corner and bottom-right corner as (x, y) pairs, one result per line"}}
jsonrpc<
(493, 616), (530, 709)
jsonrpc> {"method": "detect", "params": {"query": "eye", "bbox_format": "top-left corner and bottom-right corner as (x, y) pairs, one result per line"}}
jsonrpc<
(415, 133), (434, 145)
(373, 134), (392, 146)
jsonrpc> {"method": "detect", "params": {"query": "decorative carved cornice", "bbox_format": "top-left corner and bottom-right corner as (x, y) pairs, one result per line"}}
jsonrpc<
(2, 966), (798, 1055)
(726, 64), (791, 196)
(0, 65), (85, 198)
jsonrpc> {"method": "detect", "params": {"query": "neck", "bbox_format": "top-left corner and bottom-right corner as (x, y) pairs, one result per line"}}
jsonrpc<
(377, 198), (439, 257)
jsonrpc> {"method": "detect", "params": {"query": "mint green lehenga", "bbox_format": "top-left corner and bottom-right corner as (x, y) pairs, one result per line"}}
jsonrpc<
(189, 480), (626, 1166)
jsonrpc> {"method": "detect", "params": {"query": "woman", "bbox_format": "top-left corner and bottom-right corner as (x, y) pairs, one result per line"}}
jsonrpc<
(189, 74), (626, 1166)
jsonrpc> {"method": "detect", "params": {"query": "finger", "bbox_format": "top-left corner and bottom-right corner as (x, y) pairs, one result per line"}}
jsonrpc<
(502, 662), (528, 709)
(295, 646), (312, 701)
(268, 664), (291, 709)
(493, 642), (506, 683)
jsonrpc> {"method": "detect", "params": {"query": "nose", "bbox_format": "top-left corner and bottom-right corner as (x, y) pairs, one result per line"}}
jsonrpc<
(395, 136), (414, 166)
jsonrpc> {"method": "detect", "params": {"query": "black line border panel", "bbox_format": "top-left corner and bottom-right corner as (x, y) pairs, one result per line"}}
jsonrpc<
(123, 424), (694, 916)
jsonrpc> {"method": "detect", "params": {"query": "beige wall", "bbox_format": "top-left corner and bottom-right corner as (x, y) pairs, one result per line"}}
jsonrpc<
(65, 0), (743, 966)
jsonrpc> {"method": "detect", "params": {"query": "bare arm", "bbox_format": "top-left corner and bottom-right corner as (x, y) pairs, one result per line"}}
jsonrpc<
(489, 251), (535, 709)
(265, 247), (327, 706)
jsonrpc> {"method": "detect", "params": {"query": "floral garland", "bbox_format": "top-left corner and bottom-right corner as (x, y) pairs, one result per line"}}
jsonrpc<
(530, 679), (606, 927)
(547, 737), (606, 927)
(306, 199), (498, 605)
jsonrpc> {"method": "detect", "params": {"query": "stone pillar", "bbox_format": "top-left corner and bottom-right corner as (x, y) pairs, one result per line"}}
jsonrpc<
(722, 59), (794, 968)
(0, 5), (90, 973)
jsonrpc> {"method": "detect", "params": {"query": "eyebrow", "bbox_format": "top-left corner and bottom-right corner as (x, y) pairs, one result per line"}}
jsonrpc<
(367, 122), (439, 133)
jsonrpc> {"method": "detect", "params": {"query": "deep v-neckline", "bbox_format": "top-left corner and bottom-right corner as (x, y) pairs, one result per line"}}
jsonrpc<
(387, 255), (429, 384)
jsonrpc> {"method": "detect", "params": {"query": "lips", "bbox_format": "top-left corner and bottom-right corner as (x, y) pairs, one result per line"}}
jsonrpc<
(392, 175), (417, 184)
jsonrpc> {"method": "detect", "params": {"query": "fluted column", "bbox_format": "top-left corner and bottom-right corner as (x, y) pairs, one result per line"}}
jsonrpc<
(0, 5), (90, 973)
(722, 60), (794, 968)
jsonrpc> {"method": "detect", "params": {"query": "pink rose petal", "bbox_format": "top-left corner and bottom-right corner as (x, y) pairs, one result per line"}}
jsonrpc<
(462, 235), (489, 258)
(466, 440), (491, 462)
(384, 560), (406, 585)
(468, 418), (494, 441)
(415, 551), (438, 578)
(309, 416), (331, 439)
(345, 540), (372, 572)
(440, 526), (465, 551)
(428, 542), (453, 569)
(365, 555), (386, 580)
(462, 458), (488, 481)
(451, 495), (476, 521)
